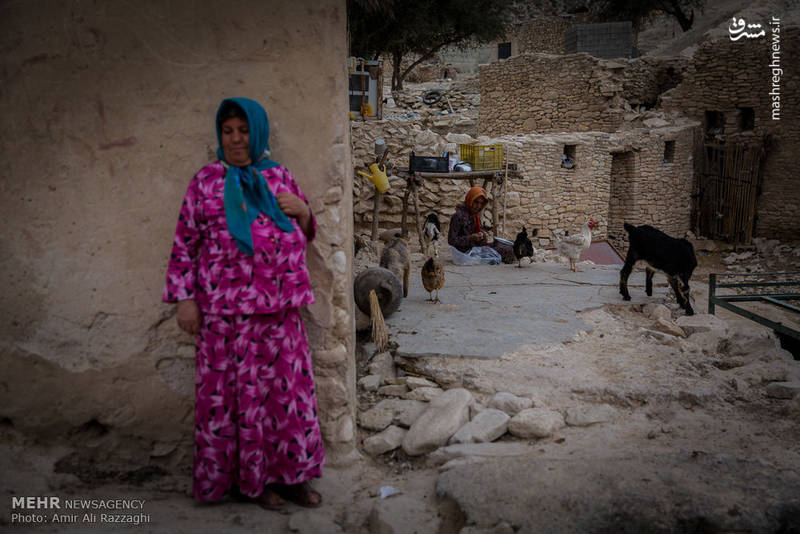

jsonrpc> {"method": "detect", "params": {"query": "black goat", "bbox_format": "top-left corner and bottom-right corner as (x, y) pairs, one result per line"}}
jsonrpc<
(619, 222), (697, 315)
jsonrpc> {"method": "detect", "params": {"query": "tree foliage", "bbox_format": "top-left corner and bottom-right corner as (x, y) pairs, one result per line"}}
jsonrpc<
(348, 0), (513, 90)
(592, 0), (704, 35)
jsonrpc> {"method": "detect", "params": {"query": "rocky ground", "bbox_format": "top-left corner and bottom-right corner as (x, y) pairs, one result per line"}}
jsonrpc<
(2, 238), (798, 533)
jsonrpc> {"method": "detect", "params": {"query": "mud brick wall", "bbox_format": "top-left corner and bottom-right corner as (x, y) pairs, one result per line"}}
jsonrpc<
(660, 27), (800, 240)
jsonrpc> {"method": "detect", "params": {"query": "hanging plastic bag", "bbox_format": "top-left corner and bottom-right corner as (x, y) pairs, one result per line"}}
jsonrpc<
(450, 245), (501, 266)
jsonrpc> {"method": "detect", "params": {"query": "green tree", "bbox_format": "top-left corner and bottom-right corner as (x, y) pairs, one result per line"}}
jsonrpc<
(349, 0), (513, 90)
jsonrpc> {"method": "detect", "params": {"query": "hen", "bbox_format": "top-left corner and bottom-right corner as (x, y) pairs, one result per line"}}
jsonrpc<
(512, 227), (537, 268)
(421, 257), (445, 303)
(555, 219), (596, 272)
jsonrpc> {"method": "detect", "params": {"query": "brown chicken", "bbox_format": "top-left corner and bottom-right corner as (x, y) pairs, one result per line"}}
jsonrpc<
(421, 257), (445, 303)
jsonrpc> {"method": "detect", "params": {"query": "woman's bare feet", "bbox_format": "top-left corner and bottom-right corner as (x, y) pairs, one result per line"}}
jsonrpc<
(231, 486), (285, 510)
(272, 482), (322, 508)
(252, 488), (286, 510)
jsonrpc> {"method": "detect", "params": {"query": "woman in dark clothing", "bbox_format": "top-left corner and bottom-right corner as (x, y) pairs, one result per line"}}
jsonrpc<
(448, 186), (514, 263)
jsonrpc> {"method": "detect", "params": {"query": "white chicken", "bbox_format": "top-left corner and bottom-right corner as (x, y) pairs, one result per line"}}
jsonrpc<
(555, 219), (596, 272)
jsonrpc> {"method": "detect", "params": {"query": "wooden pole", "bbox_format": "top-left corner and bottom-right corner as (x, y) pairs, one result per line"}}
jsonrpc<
(371, 191), (382, 241)
(401, 185), (410, 239)
(490, 177), (498, 237)
(502, 158), (509, 234)
(411, 183), (425, 253)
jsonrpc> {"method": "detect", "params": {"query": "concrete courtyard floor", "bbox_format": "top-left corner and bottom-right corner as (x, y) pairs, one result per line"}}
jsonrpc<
(387, 259), (644, 359)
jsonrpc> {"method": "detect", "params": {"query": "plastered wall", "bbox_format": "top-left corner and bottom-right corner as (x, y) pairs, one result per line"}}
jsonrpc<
(0, 0), (358, 475)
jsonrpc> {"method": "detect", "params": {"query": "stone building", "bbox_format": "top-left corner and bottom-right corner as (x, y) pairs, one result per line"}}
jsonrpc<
(353, 44), (700, 253)
(660, 26), (800, 240)
(352, 121), (696, 254)
(479, 52), (688, 136)
(0, 0), (359, 479)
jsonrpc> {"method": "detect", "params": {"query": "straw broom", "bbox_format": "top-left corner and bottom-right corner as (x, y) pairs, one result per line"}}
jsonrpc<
(369, 289), (388, 352)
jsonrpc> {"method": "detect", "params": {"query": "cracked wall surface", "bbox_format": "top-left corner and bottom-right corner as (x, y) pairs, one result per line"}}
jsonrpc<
(0, 0), (357, 475)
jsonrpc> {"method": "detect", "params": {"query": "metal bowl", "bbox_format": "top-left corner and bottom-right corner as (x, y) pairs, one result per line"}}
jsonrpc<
(492, 237), (513, 246)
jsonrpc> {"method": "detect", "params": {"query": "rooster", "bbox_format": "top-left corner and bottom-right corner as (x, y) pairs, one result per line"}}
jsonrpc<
(421, 257), (445, 303)
(555, 219), (596, 272)
(512, 227), (537, 268)
(422, 212), (441, 258)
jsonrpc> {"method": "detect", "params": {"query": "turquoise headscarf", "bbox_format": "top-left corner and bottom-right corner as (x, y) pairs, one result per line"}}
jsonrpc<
(216, 97), (295, 256)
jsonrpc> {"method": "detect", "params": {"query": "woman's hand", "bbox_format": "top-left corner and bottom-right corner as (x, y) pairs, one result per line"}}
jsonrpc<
(276, 192), (312, 237)
(470, 231), (487, 245)
(177, 299), (201, 335)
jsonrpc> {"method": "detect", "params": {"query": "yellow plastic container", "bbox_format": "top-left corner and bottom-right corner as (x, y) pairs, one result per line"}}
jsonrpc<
(357, 163), (390, 193)
(460, 144), (504, 170)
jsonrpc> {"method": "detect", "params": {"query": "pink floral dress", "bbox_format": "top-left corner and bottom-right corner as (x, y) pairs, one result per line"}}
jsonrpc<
(163, 162), (325, 501)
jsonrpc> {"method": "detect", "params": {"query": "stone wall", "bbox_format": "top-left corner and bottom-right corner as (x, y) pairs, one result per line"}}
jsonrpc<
(509, 17), (572, 55)
(604, 127), (697, 252)
(479, 53), (627, 135)
(0, 0), (358, 475)
(352, 120), (697, 254)
(479, 53), (692, 136)
(660, 26), (800, 240)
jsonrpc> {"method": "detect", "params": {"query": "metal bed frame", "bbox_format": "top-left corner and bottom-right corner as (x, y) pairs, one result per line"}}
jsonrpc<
(708, 272), (800, 343)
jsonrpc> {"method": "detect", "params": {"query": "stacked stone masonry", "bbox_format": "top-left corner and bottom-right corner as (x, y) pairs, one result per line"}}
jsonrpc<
(479, 52), (691, 136)
(352, 120), (696, 255)
(660, 26), (800, 240)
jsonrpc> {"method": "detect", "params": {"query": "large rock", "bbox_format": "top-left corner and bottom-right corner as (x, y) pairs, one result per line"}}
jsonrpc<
(406, 377), (439, 390)
(393, 400), (428, 428)
(676, 314), (728, 335)
(428, 442), (534, 465)
(643, 303), (672, 321)
(565, 404), (617, 427)
(288, 510), (344, 534)
(360, 399), (428, 431)
(358, 374), (381, 392)
(487, 392), (533, 416)
(766, 381), (800, 399)
(435, 452), (800, 533)
(364, 425), (407, 456)
(378, 385), (408, 397)
(651, 317), (686, 338)
(368, 495), (439, 534)
(450, 409), (510, 444)
(508, 408), (565, 439)
(368, 352), (396, 384)
(402, 388), (473, 456)
(403, 386), (444, 402)
(359, 402), (395, 431)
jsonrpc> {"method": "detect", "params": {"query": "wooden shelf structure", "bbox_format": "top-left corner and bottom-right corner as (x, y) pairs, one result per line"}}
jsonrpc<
(395, 167), (521, 252)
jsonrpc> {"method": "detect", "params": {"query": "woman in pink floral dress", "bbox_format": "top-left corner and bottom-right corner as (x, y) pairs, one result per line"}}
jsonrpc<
(163, 98), (324, 509)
